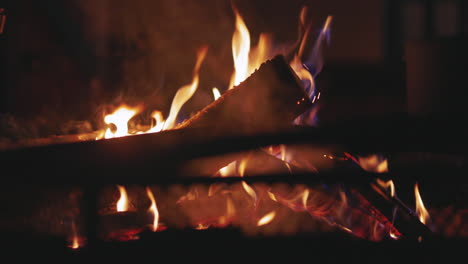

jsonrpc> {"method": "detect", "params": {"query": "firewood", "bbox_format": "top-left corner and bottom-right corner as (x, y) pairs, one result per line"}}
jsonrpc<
(176, 54), (311, 135)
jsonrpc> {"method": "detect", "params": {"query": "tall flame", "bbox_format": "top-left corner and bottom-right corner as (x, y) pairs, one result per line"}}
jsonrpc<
(229, 8), (274, 89)
(116, 185), (129, 212)
(414, 183), (431, 225)
(104, 105), (142, 139)
(257, 211), (276, 226)
(146, 187), (159, 232)
(163, 46), (208, 130)
(68, 221), (80, 250)
(229, 7), (251, 88)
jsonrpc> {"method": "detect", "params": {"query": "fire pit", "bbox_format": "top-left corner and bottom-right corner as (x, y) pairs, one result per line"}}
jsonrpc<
(1, 1), (467, 262)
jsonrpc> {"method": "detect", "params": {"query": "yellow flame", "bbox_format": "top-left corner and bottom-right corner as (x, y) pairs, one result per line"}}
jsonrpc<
(257, 211), (276, 226)
(229, 9), (274, 89)
(267, 190), (277, 202)
(358, 155), (388, 173)
(241, 181), (257, 206)
(301, 189), (310, 209)
(229, 8), (251, 88)
(218, 161), (237, 177)
(146, 187), (159, 232)
(414, 183), (431, 225)
(219, 196), (236, 226)
(103, 105), (142, 139)
(376, 179), (395, 198)
(116, 185), (129, 212)
(68, 221), (80, 250)
(163, 46), (208, 130)
(212, 87), (221, 101)
(146, 110), (165, 133)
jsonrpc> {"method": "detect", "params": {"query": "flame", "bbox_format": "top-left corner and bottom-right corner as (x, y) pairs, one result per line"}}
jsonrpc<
(103, 105), (142, 139)
(116, 185), (129, 212)
(376, 179), (395, 198)
(267, 190), (278, 202)
(163, 46), (208, 130)
(229, 8), (274, 89)
(68, 221), (80, 250)
(212, 87), (221, 101)
(218, 161), (237, 177)
(257, 211), (276, 226)
(414, 183), (431, 225)
(219, 196), (236, 226)
(358, 155), (388, 173)
(229, 7), (251, 88)
(241, 181), (258, 207)
(146, 187), (159, 232)
(146, 110), (165, 134)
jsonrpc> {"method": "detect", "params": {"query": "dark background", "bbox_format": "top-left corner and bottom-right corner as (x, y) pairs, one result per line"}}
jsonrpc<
(0, 0), (466, 136)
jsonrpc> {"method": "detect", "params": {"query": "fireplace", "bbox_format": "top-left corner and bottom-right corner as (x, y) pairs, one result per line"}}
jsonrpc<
(1, 0), (467, 262)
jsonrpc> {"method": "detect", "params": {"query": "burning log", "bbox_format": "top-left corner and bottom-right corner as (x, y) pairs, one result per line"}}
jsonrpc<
(176, 54), (312, 135)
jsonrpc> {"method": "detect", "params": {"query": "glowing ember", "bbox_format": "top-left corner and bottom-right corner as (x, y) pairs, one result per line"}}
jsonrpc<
(116, 185), (129, 212)
(146, 187), (159, 232)
(257, 211), (276, 226)
(103, 105), (142, 139)
(414, 183), (431, 225)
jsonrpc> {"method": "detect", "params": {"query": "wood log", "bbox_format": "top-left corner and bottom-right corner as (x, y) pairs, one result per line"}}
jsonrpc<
(176, 54), (311, 135)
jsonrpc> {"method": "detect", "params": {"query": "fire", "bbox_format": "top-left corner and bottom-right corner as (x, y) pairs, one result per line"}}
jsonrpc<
(103, 105), (142, 139)
(357, 154), (388, 173)
(229, 8), (274, 89)
(212, 87), (221, 101)
(414, 183), (431, 225)
(116, 185), (129, 212)
(241, 181), (258, 207)
(146, 187), (159, 232)
(376, 179), (395, 198)
(229, 7), (251, 88)
(68, 221), (80, 250)
(257, 211), (276, 226)
(163, 46), (208, 130)
(96, 46), (208, 139)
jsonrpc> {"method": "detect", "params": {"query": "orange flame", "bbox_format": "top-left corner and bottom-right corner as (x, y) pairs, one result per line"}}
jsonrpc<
(146, 187), (159, 232)
(116, 185), (129, 212)
(229, 7), (251, 88)
(163, 46), (208, 130)
(414, 183), (431, 225)
(103, 105), (142, 139)
(358, 155), (388, 173)
(229, 8), (274, 89)
(376, 179), (395, 198)
(241, 181), (257, 207)
(212, 87), (221, 101)
(68, 221), (80, 250)
(257, 211), (276, 226)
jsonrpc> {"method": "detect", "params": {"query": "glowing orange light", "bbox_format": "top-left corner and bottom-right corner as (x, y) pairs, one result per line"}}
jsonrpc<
(229, 8), (251, 88)
(257, 211), (276, 226)
(376, 179), (395, 198)
(68, 221), (80, 250)
(146, 187), (159, 232)
(358, 155), (388, 173)
(212, 87), (221, 101)
(414, 183), (431, 225)
(103, 105), (142, 139)
(241, 181), (257, 207)
(116, 185), (129, 212)
(218, 161), (237, 177)
(163, 46), (208, 130)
